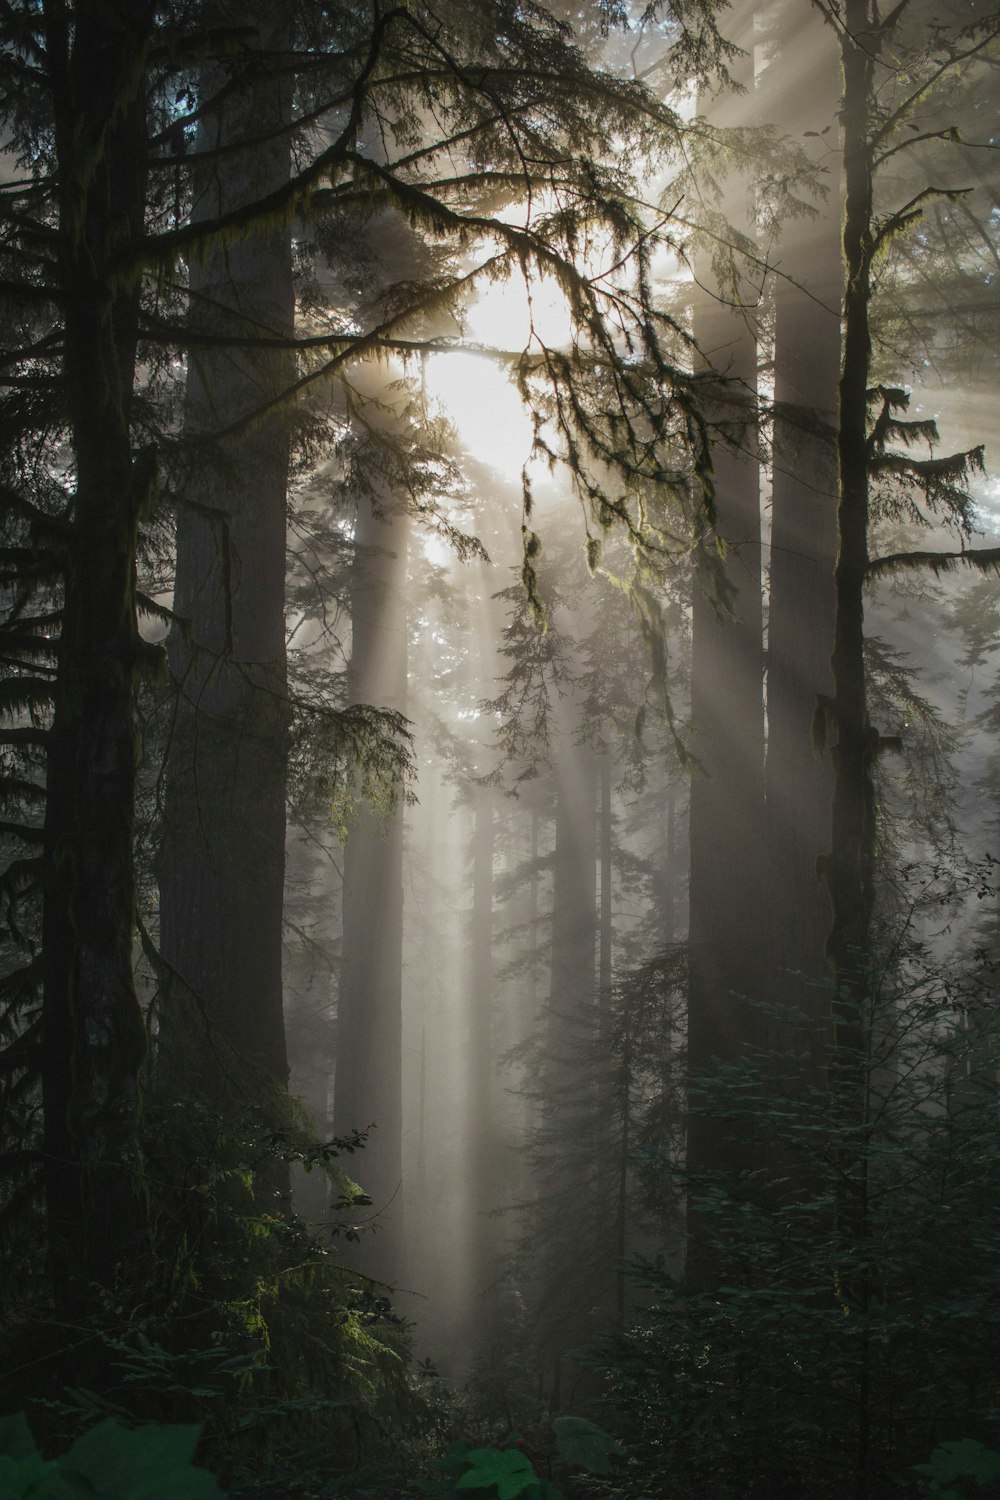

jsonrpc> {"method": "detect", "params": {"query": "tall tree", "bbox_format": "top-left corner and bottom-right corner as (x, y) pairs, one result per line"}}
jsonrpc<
(685, 8), (767, 1261)
(157, 8), (294, 1122)
(333, 426), (409, 1288)
(0, 0), (738, 1319)
(38, 0), (156, 1305)
(760, 0), (841, 1078)
(821, 0), (999, 1094)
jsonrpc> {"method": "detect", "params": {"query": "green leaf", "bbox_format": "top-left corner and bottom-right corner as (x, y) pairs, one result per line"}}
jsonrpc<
(455, 1448), (539, 1499)
(914, 1439), (1000, 1488)
(0, 1414), (38, 1461)
(0, 1452), (88, 1498)
(423, 1442), (475, 1484)
(62, 1420), (223, 1499)
(552, 1416), (624, 1476)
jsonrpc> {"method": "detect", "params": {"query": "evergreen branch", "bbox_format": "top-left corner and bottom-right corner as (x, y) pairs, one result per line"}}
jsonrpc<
(0, 776), (45, 805)
(136, 591), (185, 631)
(0, 726), (47, 746)
(146, 23), (263, 68)
(0, 277), (62, 303)
(874, 125), (962, 168)
(873, 186), (973, 252)
(0, 819), (44, 843)
(867, 547), (1000, 580)
(871, 22), (1000, 149)
(118, 8), (400, 270)
(0, 675), (55, 716)
(0, 1011), (42, 1070)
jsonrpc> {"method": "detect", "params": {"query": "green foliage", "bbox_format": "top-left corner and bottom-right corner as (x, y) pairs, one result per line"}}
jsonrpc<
(589, 875), (1000, 1499)
(454, 1448), (546, 1499)
(0, 1087), (425, 1499)
(551, 1417), (623, 1477)
(415, 1420), (624, 1500)
(914, 1440), (1000, 1498)
(0, 1415), (224, 1500)
(416, 1442), (557, 1500)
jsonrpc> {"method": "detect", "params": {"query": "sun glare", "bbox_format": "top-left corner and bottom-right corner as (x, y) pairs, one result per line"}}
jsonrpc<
(423, 273), (578, 481)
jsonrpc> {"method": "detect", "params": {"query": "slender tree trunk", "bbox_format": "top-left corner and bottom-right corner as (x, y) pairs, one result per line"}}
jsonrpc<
(659, 779), (678, 945)
(333, 492), (408, 1287)
(158, 12), (293, 1123)
(599, 748), (613, 998)
(686, 14), (766, 1277)
(547, 731), (597, 1067)
(536, 719), (597, 1369)
(465, 784), (495, 1352)
(41, 0), (153, 1307)
(825, 10), (883, 1487)
(827, 0), (877, 1076)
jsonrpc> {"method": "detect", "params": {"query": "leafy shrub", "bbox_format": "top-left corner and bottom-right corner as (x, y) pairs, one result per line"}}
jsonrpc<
(0, 1413), (223, 1499)
(414, 1418), (623, 1500)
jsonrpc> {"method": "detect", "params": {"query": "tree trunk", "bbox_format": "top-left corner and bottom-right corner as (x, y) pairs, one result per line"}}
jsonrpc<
(686, 15), (766, 1277)
(465, 783), (495, 1353)
(547, 730), (597, 1071)
(41, 0), (154, 1307)
(599, 748), (613, 998)
(827, 0), (878, 1090)
(825, 9), (881, 1485)
(158, 13), (293, 1126)
(333, 492), (408, 1287)
(534, 718), (597, 1371)
(762, 0), (842, 1079)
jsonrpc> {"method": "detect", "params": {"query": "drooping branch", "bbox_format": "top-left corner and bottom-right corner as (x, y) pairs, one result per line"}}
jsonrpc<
(867, 546), (1000, 580)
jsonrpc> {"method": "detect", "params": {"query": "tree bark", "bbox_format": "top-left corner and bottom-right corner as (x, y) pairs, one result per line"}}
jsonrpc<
(465, 783), (495, 1353)
(547, 729), (597, 1073)
(686, 14), (766, 1277)
(41, 0), (154, 1306)
(827, 0), (878, 1086)
(534, 714), (598, 1371)
(158, 12), (293, 1123)
(762, 0), (842, 1078)
(333, 491), (408, 1288)
(599, 748), (613, 998)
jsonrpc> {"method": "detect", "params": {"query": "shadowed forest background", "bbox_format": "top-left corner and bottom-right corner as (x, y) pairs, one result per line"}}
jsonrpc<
(2, 1), (1000, 1497)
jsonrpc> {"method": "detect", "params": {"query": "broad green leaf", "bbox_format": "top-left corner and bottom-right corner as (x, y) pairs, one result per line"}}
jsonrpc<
(552, 1416), (624, 1476)
(62, 1420), (223, 1499)
(0, 1414), (38, 1461)
(0, 1451), (88, 1498)
(455, 1447), (539, 1499)
(915, 1439), (1000, 1488)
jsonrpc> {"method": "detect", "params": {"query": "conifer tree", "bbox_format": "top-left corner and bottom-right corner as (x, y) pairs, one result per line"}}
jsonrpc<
(760, 1), (841, 1080)
(157, 3), (294, 1127)
(0, 0), (731, 1313)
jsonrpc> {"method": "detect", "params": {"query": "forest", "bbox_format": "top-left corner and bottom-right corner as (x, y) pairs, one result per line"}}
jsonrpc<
(1, 0), (999, 1496)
